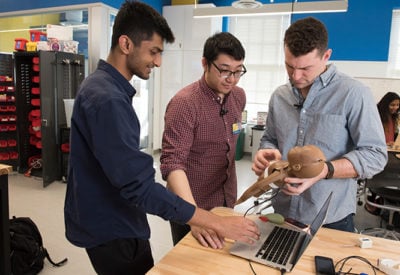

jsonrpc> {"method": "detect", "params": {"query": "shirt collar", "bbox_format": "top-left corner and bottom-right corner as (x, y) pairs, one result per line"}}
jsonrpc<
(318, 63), (336, 88)
(97, 59), (136, 98)
(199, 75), (230, 104)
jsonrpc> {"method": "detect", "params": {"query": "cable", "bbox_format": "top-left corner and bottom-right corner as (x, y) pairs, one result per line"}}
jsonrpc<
(249, 260), (257, 275)
(335, 255), (379, 275)
(243, 188), (279, 218)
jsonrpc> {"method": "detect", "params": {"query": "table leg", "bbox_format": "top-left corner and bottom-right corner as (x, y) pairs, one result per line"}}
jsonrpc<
(0, 173), (10, 275)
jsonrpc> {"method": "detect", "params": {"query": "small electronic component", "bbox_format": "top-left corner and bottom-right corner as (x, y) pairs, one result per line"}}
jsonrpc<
(358, 237), (373, 248)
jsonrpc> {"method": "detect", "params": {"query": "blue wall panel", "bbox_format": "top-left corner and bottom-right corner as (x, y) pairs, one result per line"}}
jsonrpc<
(207, 0), (400, 61)
(1, 0), (400, 61)
(0, 0), (164, 14)
(291, 0), (399, 61)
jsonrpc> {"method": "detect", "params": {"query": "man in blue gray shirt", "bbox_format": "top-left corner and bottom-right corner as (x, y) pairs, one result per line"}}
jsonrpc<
(252, 17), (387, 232)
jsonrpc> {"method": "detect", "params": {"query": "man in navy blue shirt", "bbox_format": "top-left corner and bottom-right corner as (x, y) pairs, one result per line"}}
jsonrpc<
(63, 1), (259, 274)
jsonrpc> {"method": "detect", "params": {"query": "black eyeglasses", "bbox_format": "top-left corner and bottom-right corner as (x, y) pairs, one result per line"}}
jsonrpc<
(211, 62), (247, 79)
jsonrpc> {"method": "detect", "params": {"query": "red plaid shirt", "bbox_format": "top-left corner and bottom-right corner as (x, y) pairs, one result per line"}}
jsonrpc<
(160, 76), (246, 210)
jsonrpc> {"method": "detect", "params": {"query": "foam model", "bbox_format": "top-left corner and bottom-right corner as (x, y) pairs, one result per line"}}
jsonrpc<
(235, 145), (326, 205)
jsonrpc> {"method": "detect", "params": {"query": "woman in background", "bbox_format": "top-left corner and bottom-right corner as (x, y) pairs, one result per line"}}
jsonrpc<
(366, 91), (400, 215)
(377, 91), (400, 146)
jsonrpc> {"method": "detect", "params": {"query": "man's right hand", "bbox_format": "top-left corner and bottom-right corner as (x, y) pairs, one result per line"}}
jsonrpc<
(252, 148), (282, 176)
(213, 215), (260, 245)
(188, 209), (260, 248)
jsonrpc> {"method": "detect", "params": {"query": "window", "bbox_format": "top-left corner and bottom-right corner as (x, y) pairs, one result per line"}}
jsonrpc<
(229, 15), (290, 123)
(388, 10), (400, 76)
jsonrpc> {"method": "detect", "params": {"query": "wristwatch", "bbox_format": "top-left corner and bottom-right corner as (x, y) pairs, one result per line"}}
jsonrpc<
(325, 161), (334, 179)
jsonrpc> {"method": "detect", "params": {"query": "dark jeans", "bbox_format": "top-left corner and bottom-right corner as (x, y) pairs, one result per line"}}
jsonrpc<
(86, 238), (154, 275)
(323, 213), (355, 232)
(170, 221), (191, 246)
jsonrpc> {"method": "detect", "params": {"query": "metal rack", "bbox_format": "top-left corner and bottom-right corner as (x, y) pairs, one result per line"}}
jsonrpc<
(14, 51), (84, 187)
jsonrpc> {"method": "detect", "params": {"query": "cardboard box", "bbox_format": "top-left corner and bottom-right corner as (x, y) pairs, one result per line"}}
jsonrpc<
(46, 24), (73, 41)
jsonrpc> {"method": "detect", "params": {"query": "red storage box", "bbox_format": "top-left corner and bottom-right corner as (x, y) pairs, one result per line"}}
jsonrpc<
(32, 119), (41, 131)
(61, 143), (70, 153)
(0, 152), (9, 160)
(8, 124), (16, 131)
(7, 95), (15, 102)
(29, 30), (44, 42)
(29, 109), (40, 120)
(31, 87), (40, 94)
(32, 76), (40, 83)
(9, 152), (18, 159)
(0, 140), (7, 147)
(30, 136), (39, 146)
(14, 38), (28, 51)
(32, 57), (40, 64)
(31, 98), (40, 106)
(8, 139), (17, 147)
(0, 125), (9, 131)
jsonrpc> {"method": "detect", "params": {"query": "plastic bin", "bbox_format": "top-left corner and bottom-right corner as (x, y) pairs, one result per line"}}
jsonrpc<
(29, 30), (46, 42)
(60, 40), (79, 53)
(14, 38), (28, 51)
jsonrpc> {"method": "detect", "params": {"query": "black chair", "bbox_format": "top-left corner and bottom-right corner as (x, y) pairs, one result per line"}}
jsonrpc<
(361, 153), (400, 241)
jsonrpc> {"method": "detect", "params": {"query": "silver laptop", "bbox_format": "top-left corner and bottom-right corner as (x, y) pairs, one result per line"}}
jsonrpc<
(230, 193), (332, 272)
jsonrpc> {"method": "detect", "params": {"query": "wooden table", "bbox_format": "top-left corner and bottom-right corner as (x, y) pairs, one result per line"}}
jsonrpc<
(387, 134), (400, 153)
(148, 207), (400, 274)
(0, 164), (12, 275)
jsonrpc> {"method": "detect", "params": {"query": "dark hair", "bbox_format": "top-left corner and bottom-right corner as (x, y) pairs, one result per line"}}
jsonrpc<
(203, 32), (245, 65)
(284, 17), (328, 57)
(377, 91), (400, 124)
(110, 0), (174, 50)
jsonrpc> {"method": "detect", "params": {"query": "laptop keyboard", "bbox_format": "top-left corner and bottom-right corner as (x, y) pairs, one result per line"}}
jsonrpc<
(255, 226), (301, 265)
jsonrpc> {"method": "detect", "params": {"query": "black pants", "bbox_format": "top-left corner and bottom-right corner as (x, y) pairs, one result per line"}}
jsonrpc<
(86, 238), (154, 275)
(170, 221), (191, 246)
(323, 213), (355, 232)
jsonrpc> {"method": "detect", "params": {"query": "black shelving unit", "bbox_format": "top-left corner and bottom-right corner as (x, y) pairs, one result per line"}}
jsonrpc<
(14, 51), (84, 187)
(0, 53), (18, 170)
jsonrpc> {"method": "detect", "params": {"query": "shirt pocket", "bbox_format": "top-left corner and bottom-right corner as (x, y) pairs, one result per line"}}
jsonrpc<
(307, 113), (348, 154)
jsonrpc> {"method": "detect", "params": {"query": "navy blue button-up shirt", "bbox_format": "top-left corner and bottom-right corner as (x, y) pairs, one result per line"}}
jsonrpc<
(64, 60), (195, 248)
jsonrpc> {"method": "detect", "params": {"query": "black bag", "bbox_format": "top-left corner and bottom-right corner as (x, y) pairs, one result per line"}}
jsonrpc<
(9, 216), (68, 275)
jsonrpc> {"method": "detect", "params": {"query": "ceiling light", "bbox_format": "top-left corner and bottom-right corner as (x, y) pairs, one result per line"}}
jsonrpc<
(193, 0), (348, 18)
(232, 0), (263, 9)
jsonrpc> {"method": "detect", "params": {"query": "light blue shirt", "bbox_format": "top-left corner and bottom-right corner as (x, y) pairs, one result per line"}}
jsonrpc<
(259, 64), (387, 225)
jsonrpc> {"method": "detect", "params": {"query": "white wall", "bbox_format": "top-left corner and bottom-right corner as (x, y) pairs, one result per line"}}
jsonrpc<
(334, 60), (400, 103)
(153, 4), (221, 151)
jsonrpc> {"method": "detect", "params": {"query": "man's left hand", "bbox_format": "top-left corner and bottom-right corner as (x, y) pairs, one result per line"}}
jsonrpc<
(191, 225), (225, 249)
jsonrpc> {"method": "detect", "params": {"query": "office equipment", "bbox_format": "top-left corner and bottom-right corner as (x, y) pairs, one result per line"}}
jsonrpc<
(315, 255), (335, 275)
(361, 153), (400, 240)
(230, 193), (332, 272)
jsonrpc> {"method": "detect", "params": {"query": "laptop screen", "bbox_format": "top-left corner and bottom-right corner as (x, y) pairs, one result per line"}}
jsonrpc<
(310, 192), (333, 236)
